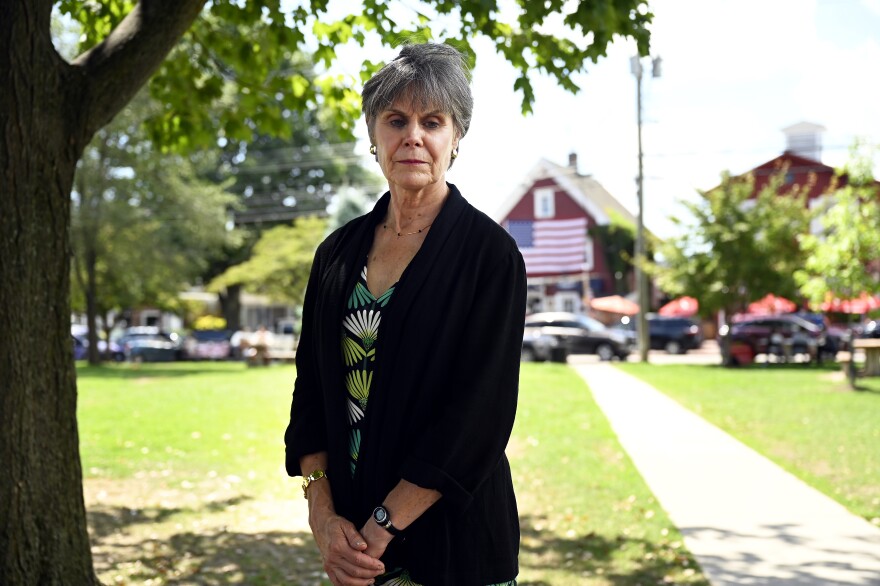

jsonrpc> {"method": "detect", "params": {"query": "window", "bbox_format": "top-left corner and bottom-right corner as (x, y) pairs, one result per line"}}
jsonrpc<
(534, 187), (555, 219)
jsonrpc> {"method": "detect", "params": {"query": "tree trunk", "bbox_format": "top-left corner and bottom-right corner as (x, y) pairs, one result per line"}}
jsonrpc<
(219, 283), (243, 332)
(86, 248), (101, 365)
(0, 3), (98, 583)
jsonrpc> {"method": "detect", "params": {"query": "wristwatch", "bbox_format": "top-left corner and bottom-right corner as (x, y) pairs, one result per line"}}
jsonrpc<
(301, 469), (326, 500)
(372, 505), (402, 536)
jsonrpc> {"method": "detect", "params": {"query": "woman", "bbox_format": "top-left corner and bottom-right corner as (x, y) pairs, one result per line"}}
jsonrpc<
(285, 42), (526, 586)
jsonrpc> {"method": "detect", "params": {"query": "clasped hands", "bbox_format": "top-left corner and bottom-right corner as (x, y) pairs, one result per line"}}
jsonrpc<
(313, 512), (395, 586)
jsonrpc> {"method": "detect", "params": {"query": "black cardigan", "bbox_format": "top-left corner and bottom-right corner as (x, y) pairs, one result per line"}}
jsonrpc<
(285, 184), (527, 585)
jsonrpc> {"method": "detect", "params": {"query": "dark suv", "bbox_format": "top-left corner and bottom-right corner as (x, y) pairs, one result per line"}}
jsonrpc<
(647, 316), (702, 354)
(522, 312), (632, 362)
(612, 315), (703, 354)
(719, 314), (825, 366)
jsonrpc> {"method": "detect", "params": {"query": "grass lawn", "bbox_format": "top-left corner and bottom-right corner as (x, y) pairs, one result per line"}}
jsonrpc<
(77, 361), (708, 585)
(616, 362), (880, 524)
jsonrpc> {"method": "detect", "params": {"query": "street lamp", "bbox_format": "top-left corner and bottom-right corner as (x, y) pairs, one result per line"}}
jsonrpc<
(631, 54), (661, 363)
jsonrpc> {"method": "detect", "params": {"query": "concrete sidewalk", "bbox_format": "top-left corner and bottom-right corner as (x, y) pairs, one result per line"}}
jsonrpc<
(574, 363), (880, 586)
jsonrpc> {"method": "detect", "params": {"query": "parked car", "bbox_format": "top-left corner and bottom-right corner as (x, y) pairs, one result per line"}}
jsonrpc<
(71, 328), (125, 361)
(718, 314), (825, 366)
(72, 335), (88, 360)
(861, 320), (880, 339)
(794, 312), (846, 359)
(116, 326), (182, 358)
(183, 329), (233, 360)
(523, 312), (632, 361)
(612, 315), (702, 354)
(647, 316), (702, 354)
(124, 334), (180, 362)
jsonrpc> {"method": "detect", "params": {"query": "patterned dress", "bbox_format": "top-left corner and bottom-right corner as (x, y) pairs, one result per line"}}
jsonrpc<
(341, 264), (515, 586)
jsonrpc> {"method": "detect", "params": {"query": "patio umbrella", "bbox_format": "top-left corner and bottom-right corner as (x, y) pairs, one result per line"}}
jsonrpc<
(589, 295), (640, 316)
(820, 293), (880, 314)
(658, 296), (699, 317)
(747, 294), (796, 315)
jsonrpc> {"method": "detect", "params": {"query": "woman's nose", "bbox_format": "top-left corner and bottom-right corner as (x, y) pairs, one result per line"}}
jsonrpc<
(403, 122), (423, 147)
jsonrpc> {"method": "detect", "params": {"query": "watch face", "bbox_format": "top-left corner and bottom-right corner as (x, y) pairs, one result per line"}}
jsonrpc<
(374, 507), (389, 524)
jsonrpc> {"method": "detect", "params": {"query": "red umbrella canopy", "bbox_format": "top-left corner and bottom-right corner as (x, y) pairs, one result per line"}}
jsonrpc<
(589, 295), (640, 316)
(658, 296), (699, 317)
(820, 293), (880, 314)
(748, 294), (796, 315)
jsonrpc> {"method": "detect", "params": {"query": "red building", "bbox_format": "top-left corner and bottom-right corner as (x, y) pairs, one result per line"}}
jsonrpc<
(741, 123), (849, 224)
(494, 153), (636, 313)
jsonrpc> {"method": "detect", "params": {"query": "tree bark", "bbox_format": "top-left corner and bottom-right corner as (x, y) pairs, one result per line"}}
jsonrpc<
(1, 0), (205, 582)
(0, 1), (97, 582)
(219, 284), (243, 332)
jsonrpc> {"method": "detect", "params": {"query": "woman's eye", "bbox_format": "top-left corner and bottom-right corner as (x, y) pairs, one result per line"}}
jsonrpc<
(424, 121), (440, 129)
(390, 119), (406, 128)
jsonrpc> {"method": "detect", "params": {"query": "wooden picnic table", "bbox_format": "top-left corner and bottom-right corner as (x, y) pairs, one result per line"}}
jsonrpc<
(853, 338), (880, 376)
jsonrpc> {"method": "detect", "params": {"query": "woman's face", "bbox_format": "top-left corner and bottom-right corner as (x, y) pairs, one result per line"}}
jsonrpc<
(372, 99), (458, 196)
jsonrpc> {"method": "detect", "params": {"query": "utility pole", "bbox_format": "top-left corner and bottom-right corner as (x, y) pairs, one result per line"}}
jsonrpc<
(631, 54), (661, 363)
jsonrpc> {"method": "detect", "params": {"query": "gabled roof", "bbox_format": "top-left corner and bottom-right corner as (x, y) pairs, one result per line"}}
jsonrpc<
(749, 152), (838, 179)
(493, 158), (636, 226)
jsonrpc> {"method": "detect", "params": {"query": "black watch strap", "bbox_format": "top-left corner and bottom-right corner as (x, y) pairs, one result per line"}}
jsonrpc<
(372, 505), (402, 536)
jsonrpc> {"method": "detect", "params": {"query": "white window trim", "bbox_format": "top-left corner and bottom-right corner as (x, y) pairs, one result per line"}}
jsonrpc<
(534, 187), (555, 219)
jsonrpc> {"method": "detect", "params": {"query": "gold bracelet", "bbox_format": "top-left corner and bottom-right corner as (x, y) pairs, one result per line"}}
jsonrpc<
(302, 469), (327, 500)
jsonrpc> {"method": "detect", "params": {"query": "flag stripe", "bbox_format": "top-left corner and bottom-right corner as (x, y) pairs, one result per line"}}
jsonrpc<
(507, 218), (588, 276)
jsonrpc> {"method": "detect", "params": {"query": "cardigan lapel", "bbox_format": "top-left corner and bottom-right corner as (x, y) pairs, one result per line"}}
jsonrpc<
(314, 200), (388, 441)
(380, 184), (469, 337)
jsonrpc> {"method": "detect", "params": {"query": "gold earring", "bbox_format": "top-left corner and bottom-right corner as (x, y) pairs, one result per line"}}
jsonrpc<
(451, 147), (459, 160)
(369, 145), (377, 154)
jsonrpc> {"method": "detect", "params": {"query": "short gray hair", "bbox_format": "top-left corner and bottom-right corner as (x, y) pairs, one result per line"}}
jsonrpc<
(362, 43), (474, 145)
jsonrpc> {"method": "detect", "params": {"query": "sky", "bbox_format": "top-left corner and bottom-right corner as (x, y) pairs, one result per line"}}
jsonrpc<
(339, 0), (880, 238)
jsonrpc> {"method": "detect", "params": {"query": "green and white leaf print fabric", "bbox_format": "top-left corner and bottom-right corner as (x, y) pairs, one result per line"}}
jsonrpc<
(342, 266), (394, 477)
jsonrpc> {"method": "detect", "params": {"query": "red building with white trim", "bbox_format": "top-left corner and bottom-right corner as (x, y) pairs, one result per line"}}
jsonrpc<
(494, 153), (636, 313)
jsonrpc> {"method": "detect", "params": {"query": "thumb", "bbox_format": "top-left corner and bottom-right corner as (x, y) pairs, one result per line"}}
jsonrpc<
(343, 524), (368, 550)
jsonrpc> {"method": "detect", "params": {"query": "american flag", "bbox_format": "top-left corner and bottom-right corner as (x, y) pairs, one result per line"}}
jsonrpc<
(506, 218), (590, 276)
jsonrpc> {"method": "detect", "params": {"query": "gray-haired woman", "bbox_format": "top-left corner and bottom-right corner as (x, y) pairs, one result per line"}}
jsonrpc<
(285, 42), (526, 586)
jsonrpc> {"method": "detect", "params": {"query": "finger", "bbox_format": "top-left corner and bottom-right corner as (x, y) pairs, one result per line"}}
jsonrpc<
(327, 563), (381, 586)
(343, 523), (368, 550)
(352, 550), (385, 574)
(334, 552), (384, 576)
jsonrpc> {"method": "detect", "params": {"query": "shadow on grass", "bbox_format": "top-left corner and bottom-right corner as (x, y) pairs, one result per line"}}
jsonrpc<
(75, 361), (252, 381)
(87, 497), (327, 585)
(87, 496), (251, 539)
(86, 505), (709, 585)
(518, 514), (709, 586)
(92, 528), (325, 585)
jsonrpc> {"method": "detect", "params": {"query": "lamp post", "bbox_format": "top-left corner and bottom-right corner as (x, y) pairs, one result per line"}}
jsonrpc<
(631, 54), (661, 363)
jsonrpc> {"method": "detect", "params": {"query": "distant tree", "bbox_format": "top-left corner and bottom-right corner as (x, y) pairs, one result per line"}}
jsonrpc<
(2, 1), (652, 581)
(646, 170), (812, 318)
(199, 95), (382, 330)
(208, 216), (327, 307)
(796, 142), (880, 306)
(71, 91), (238, 364)
(326, 186), (375, 234)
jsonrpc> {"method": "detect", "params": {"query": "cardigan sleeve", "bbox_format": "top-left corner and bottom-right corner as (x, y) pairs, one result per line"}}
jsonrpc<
(284, 245), (329, 478)
(399, 246), (527, 510)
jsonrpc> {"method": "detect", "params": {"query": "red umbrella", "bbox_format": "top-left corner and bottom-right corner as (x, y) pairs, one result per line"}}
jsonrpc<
(748, 294), (796, 315)
(820, 293), (880, 314)
(658, 296), (699, 317)
(589, 295), (640, 316)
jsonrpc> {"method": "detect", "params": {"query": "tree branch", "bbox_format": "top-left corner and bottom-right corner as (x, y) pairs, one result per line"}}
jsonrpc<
(71, 0), (207, 140)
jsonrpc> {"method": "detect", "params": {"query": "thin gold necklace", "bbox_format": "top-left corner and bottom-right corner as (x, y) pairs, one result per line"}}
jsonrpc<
(383, 222), (433, 238)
